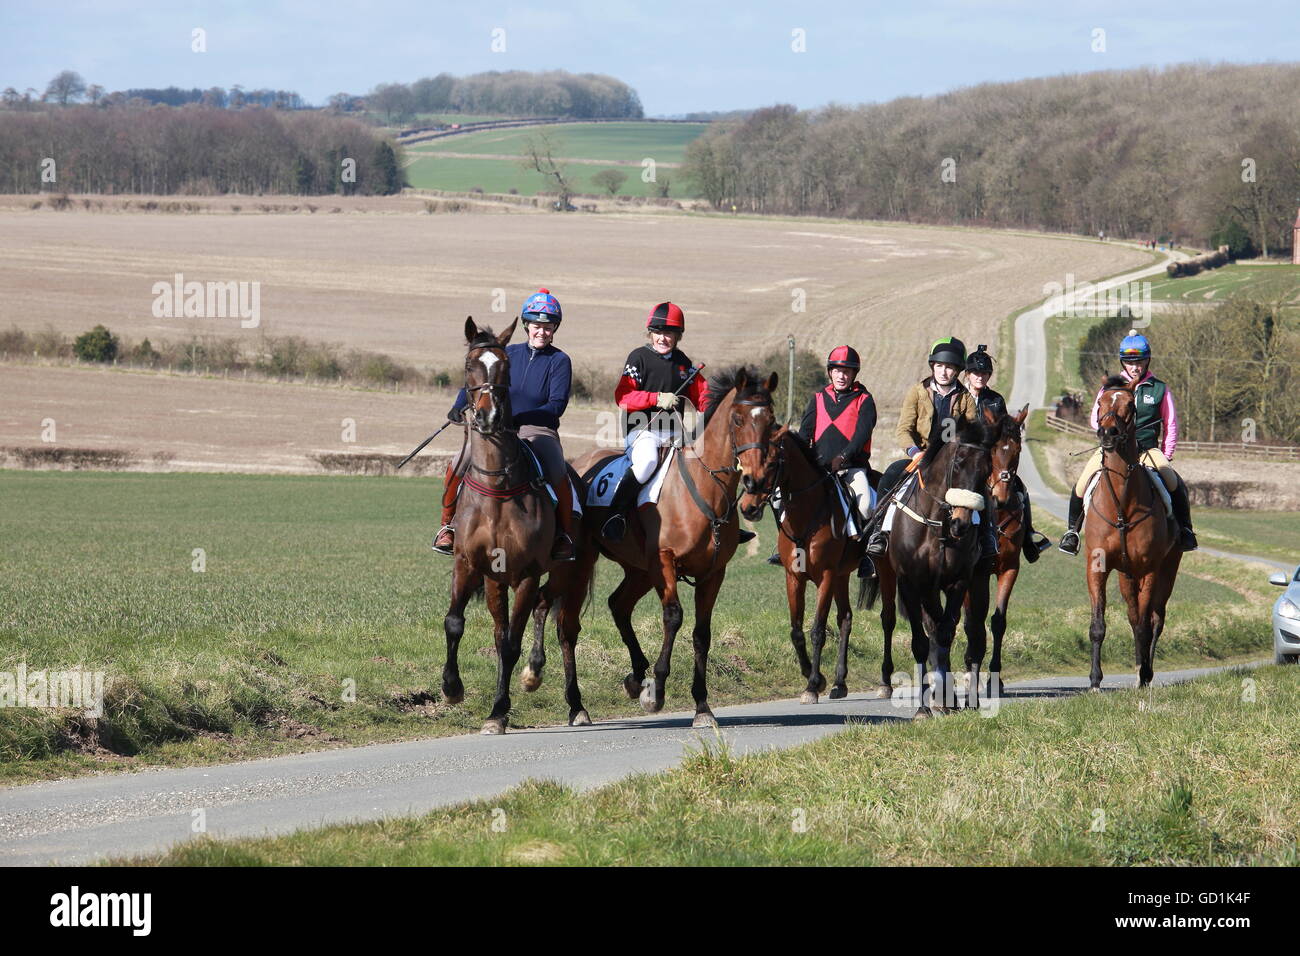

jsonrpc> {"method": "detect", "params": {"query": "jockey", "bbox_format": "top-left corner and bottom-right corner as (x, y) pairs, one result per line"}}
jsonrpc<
(863, 337), (998, 574)
(766, 346), (876, 564)
(1058, 330), (1197, 554)
(435, 288), (576, 561)
(602, 302), (708, 542)
(963, 344), (1051, 563)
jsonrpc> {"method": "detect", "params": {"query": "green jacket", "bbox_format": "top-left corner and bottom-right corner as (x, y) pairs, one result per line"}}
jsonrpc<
(894, 378), (977, 456)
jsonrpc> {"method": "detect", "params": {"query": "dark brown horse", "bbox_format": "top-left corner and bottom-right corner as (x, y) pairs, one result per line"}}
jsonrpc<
(567, 367), (780, 727)
(866, 413), (996, 716)
(440, 317), (587, 734)
(1084, 377), (1182, 688)
(737, 427), (860, 704)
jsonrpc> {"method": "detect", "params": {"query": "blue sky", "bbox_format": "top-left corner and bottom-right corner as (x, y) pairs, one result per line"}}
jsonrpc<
(1, 0), (1295, 114)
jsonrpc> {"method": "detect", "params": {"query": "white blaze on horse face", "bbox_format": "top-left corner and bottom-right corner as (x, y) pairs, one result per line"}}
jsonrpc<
(479, 351), (500, 376)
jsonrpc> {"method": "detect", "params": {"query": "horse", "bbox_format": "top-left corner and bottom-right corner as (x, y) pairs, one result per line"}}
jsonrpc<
(737, 427), (861, 704)
(962, 404), (1030, 696)
(1083, 376), (1183, 689)
(866, 412), (997, 716)
(440, 316), (588, 734)
(566, 366), (781, 728)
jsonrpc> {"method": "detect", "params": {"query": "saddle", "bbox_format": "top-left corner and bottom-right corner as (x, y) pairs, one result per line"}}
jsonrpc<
(1083, 468), (1172, 519)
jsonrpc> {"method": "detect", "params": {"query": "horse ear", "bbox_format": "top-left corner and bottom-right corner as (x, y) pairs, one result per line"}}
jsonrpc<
(982, 405), (998, 426)
(1016, 403), (1029, 425)
(464, 316), (478, 342)
(734, 367), (749, 391)
(765, 371), (779, 392)
(496, 318), (518, 348)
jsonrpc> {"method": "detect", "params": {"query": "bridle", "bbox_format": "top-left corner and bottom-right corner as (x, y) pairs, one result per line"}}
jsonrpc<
(459, 346), (544, 501)
(1090, 387), (1155, 578)
(892, 441), (990, 545)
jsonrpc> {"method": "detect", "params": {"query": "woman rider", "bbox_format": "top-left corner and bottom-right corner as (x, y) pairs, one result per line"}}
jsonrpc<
(766, 346), (877, 564)
(1058, 330), (1197, 554)
(964, 344), (1051, 562)
(434, 288), (576, 562)
(862, 336), (998, 573)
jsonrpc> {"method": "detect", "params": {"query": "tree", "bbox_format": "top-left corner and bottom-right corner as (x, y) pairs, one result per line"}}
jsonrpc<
(521, 131), (573, 210)
(73, 325), (118, 363)
(86, 84), (104, 106)
(45, 70), (87, 106)
(591, 168), (627, 196)
(371, 140), (402, 195)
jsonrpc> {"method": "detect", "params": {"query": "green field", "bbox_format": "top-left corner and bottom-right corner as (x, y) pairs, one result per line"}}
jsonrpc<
(404, 121), (706, 197)
(128, 665), (1300, 866)
(0, 471), (1274, 785)
(1147, 262), (1300, 305)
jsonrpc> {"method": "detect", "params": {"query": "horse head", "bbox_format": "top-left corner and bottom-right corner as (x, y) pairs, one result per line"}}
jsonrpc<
(1095, 375), (1137, 456)
(930, 414), (995, 544)
(463, 315), (516, 436)
(704, 367), (781, 521)
(986, 403), (1028, 510)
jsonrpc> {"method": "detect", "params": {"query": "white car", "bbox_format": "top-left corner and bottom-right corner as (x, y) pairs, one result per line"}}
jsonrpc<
(1268, 567), (1300, 665)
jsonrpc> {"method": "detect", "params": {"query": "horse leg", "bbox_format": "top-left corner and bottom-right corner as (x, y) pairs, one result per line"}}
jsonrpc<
(801, 572), (835, 704)
(481, 576), (523, 734)
(829, 574), (852, 700)
(689, 568), (727, 728)
(521, 579), (551, 692)
(897, 576), (930, 718)
(1133, 574), (1157, 688)
(610, 570), (653, 699)
(963, 573), (990, 710)
(924, 588), (960, 714)
(875, 560), (897, 698)
(641, 553), (683, 715)
(786, 569), (811, 682)
(1087, 563), (1110, 691)
(441, 559), (481, 706)
(987, 567), (1017, 697)
(558, 551), (597, 726)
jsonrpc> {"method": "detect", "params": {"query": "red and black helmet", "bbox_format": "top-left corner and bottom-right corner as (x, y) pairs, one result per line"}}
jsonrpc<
(646, 301), (685, 334)
(826, 345), (860, 370)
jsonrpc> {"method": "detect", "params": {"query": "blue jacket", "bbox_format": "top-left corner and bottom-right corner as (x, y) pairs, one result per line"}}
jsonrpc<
(452, 342), (572, 430)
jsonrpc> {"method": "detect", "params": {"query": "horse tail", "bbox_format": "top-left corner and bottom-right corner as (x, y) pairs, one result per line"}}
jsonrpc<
(857, 573), (879, 611)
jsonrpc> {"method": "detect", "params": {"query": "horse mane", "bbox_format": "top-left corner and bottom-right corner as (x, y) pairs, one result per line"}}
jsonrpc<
(918, 414), (996, 471)
(1101, 374), (1130, 391)
(467, 326), (499, 351)
(700, 365), (771, 429)
(992, 411), (1022, 443)
(782, 427), (825, 473)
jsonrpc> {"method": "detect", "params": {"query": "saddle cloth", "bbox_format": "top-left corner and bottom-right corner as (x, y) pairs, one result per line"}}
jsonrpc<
(879, 472), (980, 532)
(583, 448), (674, 509)
(523, 443), (584, 516)
(1084, 468), (1172, 519)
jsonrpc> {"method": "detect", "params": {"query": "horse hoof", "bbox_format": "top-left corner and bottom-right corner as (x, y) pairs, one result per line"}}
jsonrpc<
(828, 684), (848, 700)
(481, 719), (507, 735)
(520, 666), (542, 693)
(1088, 685), (1103, 694)
(639, 679), (661, 713)
(623, 674), (643, 699)
(442, 682), (464, 706)
(913, 707), (931, 720)
(692, 711), (718, 729)
(800, 690), (818, 705)
(874, 684), (893, 699)
(569, 710), (592, 727)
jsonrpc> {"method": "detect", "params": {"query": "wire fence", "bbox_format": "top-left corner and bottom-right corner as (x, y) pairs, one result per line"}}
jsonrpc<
(1044, 413), (1300, 461)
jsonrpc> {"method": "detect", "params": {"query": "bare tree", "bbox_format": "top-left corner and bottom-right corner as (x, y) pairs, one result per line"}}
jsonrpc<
(521, 130), (573, 210)
(45, 70), (87, 106)
(591, 168), (627, 196)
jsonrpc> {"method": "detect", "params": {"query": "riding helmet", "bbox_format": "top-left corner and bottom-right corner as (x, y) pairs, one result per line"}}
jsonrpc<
(646, 301), (685, 334)
(826, 345), (861, 371)
(521, 288), (562, 326)
(928, 336), (967, 367)
(1118, 329), (1151, 361)
(965, 344), (994, 374)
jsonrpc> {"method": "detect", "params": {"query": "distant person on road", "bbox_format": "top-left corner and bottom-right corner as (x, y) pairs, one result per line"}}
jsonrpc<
(963, 345), (1050, 562)
(436, 288), (576, 562)
(1058, 330), (1197, 555)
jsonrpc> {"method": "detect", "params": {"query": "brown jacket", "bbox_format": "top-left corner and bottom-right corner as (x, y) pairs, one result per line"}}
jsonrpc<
(894, 378), (977, 455)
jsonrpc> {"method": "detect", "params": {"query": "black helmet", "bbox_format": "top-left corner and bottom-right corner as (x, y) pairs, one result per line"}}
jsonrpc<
(965, 344), (994, 374)
(928, 337), (966, 367)
(826, 345), (861, 370)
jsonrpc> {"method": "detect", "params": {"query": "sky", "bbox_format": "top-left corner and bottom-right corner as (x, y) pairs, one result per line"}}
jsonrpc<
(1, 0), (1296, 114)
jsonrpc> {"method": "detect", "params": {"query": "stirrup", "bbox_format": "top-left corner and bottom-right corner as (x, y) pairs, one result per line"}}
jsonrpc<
(550, 533), (576, 562)
(602, 513), (627, 542)
(865, 530), (889, 556)
(1180, 528), (1199, 552)
(1029, 532), (1052, 555)
(431, 524), (455, 555)
(1058, 530), (1080, 556)
(857, 552), (878, 579)
(766, 551), (782, 566)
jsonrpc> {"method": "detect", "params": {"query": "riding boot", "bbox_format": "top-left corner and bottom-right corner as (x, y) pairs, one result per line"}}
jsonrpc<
(1170, 481), (1198, 551)
(1019, 490), (1050, 562)
(1058, 491), (1085, 555)
(737, 528), (756, 544)
(432, 463), (462, 555)
(866, 527), (889, 557)
(600, 472), (642, 542)
(767, 500), (784, 565)
(550, 475), (576, 562)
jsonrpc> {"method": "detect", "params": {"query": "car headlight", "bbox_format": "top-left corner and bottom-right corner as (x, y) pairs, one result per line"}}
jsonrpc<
(1278, 599), (1300, 621)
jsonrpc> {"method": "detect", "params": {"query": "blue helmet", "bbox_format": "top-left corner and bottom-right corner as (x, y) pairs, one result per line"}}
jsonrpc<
(1118, 329), (1151, 361)
(521, 288), (562, 326)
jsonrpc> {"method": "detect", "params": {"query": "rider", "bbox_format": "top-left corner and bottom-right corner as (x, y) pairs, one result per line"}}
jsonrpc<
(434, 288), (576, 562)
(1058, 330), (1197, 554)
(863, 336), (998, 574)
(963, 344), (1051, 563)
(766, 346), (876, 564)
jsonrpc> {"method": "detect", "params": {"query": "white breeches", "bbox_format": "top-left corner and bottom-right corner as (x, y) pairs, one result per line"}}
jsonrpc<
(626, 427), (668, 483)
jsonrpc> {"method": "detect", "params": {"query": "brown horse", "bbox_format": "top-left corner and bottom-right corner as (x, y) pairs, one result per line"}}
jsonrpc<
(1084, 376), (1182, 689)
(440, 317), (587, 734)
(567, 367), (780, 728)
(962, 404), (1029, 696)
(738, 427), (860, 704)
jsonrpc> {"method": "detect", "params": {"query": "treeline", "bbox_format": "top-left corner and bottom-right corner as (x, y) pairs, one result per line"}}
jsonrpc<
(0, 107), (403, 194)
(684, 62), (1300, 251)
(1076, 302), (1300, 444)
(361, 70), (643, 122)
(1, 71), (305, 110)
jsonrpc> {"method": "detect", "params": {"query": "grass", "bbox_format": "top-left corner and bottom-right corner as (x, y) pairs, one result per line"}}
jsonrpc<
(123, 665), (1300, 866)
(404, 156), (680, 198)
(1146, 262), (1300, 305)
(0, 470), (1273, 785)
(407, 122), (706, 164)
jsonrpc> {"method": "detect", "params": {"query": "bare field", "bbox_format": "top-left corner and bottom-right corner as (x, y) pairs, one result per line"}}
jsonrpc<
(1, 203), (1149, 467)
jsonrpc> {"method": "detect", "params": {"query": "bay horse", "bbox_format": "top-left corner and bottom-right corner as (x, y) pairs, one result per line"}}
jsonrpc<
(1083, 376), (1182, 689)
(737, 427), (860, 704)
(567, 367), (780, 728)
(868, 412), (997, 716)
(440, 317), (588, 734)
